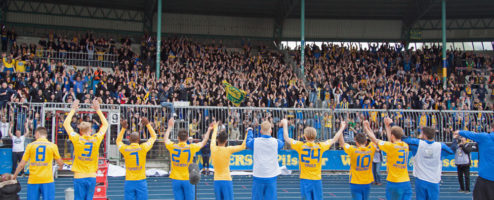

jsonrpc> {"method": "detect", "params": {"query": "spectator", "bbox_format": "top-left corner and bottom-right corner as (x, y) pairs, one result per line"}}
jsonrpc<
(9, 130), (26, 176)
(0, 173), (21, 200)
(451, 134), (477, 194)
(456, 124), (494, 199)
(372, 146), (382, 186)
(0, 118), (10, 141)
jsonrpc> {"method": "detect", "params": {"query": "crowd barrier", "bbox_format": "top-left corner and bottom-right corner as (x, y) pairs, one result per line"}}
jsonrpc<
(35, 50), (118, 68)
(3, 102), (492, 168)
(194, 150), (480, 172)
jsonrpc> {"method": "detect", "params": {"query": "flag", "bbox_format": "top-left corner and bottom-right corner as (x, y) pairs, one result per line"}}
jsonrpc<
(222, 80), (246, 107)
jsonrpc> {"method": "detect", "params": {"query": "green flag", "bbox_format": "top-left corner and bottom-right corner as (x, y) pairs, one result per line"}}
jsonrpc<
(222, 80), (247, 107)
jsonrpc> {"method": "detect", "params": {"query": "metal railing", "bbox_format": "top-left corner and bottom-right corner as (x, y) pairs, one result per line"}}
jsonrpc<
(34, 50), (118, 67)
(3, 102), (493, 164)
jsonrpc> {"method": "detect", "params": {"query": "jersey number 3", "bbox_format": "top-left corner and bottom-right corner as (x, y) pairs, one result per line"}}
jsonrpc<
(81, 142), (93, 157)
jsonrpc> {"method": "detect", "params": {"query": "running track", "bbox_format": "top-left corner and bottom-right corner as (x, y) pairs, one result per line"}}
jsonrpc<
(18, 175), (475, 199)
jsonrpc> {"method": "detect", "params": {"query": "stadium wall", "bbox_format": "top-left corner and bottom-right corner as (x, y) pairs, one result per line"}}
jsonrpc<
(413, 19), (494, 41)
(154, 13), (275, 39)
(5, 1), (144, 33)
(282, 19), (403, 41)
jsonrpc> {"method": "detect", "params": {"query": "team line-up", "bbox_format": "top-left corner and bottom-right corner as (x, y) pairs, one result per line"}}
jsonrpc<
(11, 99), (494, 200)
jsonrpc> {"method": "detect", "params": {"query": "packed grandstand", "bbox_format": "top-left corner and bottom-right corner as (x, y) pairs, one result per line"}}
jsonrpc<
(0, 26), (493, 144)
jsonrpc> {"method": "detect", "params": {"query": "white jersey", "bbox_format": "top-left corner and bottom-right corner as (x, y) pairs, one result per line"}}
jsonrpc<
(413, 140), (442, 183)
(253, 137), (281, 178)
(12, 135), (25, 152)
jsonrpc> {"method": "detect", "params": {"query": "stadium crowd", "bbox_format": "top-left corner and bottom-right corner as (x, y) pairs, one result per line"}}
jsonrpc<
(0, 28), (493, 143)
(0, 30), (492, 110)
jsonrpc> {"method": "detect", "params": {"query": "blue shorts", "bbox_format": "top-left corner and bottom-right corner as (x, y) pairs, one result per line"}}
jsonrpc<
(125, 179), (148, 200)
(300, 179), (322, 200)
(214, 180), (234, 200)
(74, 177), (97, 200)
(172, 179), (195, 200)
(350, 183), (370, 200)
(252, 176), (277, 200)
(386, 181), (412, 200)
(415, 178), (439, 200)
(27, 182), (55, 200)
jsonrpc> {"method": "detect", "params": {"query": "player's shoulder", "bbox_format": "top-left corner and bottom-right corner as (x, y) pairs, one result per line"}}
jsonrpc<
(343, 143), (354, 149)
(291, 140), (302, 145)
(377, 140), (389, 146)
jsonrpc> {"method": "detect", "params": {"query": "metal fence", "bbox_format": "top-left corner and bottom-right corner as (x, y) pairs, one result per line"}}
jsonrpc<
(3, 102), (493, 165)
(35, 50), (118, 68)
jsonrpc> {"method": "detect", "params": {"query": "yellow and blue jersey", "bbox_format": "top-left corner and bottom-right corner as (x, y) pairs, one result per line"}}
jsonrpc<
(291, 140), (332, 180)
(2, 57), (14, 71)
(64, 110), (108, 178)
(166, 142), (202, 180)
(69, 131), (105, 176)
(377, 140), (410, 183)
(15, 60), (25, 72)
(117, 124), (157, 180)
(343, 143), (376, 184)
(22, 138), (61, 184)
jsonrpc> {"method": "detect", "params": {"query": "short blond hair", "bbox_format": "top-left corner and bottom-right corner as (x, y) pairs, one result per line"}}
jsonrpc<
(391, 126), (404, 139)
(78, 122), (92, 134)
(260, 121), (272, 135)
(304, 127), (317, 141)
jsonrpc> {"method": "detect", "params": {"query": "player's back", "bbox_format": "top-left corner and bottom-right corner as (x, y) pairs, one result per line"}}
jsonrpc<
(24, 138), (61, 184)
(70, 132), (105, 173)
(291, 141), (331, 180)
(344, 144), (376, 184)
(378, 140), (410, 182)
(166, 141), (202, 180)
(211, 145), (243, 181)
(120, 143), (152, 180)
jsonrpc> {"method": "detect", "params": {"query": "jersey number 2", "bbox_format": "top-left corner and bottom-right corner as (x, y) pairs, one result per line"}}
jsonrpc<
(171, 149), (191, 163)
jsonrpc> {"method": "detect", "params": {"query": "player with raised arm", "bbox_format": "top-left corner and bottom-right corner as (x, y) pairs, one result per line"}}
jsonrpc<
(363, 118), (412, 200)
(284, 119), (347, 200)
(402, 126), (455, 200)
(116, 117), (158, 200)
(12, 127), (64, 200)
(63, 99), (108, 200)
(210, 122), (248, 200)
(164, 118), (213, 200)
(246, 120), (284, 200)
(338, 128), (376, 200)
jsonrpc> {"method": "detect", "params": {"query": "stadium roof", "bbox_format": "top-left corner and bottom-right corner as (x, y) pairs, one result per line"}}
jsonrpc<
(33, 0), (494, 19)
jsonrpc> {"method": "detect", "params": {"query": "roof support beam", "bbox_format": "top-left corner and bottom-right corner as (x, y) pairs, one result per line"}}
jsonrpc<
(0, 0), (8, 24)
(143, 0), (156, 34)
(273, 0), (298, 45)
(401, 0), (440, 43)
